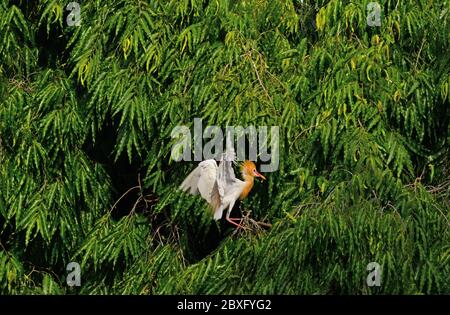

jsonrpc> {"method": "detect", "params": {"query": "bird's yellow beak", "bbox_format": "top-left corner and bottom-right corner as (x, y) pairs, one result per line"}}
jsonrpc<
(254, 170), (266, 181)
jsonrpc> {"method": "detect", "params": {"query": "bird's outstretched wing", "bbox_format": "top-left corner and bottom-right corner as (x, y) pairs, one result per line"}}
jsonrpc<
(213, 130), (239, 219)
(180, 160), (221, 208)
(217, 129), (237, 196)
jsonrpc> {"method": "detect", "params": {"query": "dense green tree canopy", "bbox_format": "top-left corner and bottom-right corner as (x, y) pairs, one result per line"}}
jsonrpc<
(0, 0), (449, 294)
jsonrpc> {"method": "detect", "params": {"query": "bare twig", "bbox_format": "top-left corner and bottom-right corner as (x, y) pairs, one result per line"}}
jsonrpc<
(289, 124), (318, 149)
(246, 50), (272, 101)
(231, 210), (272, 236)
(425, 180), (450, 193)
(414, 38), (426, 72)
(108, 186), (140, 215)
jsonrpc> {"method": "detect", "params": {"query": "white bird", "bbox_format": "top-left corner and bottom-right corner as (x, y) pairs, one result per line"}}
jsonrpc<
(179, 136), (266, 228)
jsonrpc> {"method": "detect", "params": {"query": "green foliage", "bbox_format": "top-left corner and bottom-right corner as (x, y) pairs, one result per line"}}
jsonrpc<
(0, 0), (449, 294)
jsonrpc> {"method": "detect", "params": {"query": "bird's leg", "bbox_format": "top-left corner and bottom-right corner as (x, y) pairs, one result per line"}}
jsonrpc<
(226, 217), (243, 228)
(225, 208), (246, 229)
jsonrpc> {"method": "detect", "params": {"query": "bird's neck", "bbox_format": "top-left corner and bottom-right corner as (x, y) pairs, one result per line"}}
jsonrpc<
(239, 174), (254, 200)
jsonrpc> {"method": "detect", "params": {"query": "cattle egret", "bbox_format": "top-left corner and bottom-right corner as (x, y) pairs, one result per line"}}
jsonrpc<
(179, 135), (265, 228)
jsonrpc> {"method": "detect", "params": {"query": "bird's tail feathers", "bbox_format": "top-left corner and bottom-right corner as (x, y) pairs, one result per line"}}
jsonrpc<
(209, 188), (223, 220)
(213, 205), (224, 220)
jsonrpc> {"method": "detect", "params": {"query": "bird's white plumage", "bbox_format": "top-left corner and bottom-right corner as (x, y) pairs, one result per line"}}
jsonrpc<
(179, 130), (247, 221)
(180, 159), (218, 205)
(217, 131), (237, 198)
